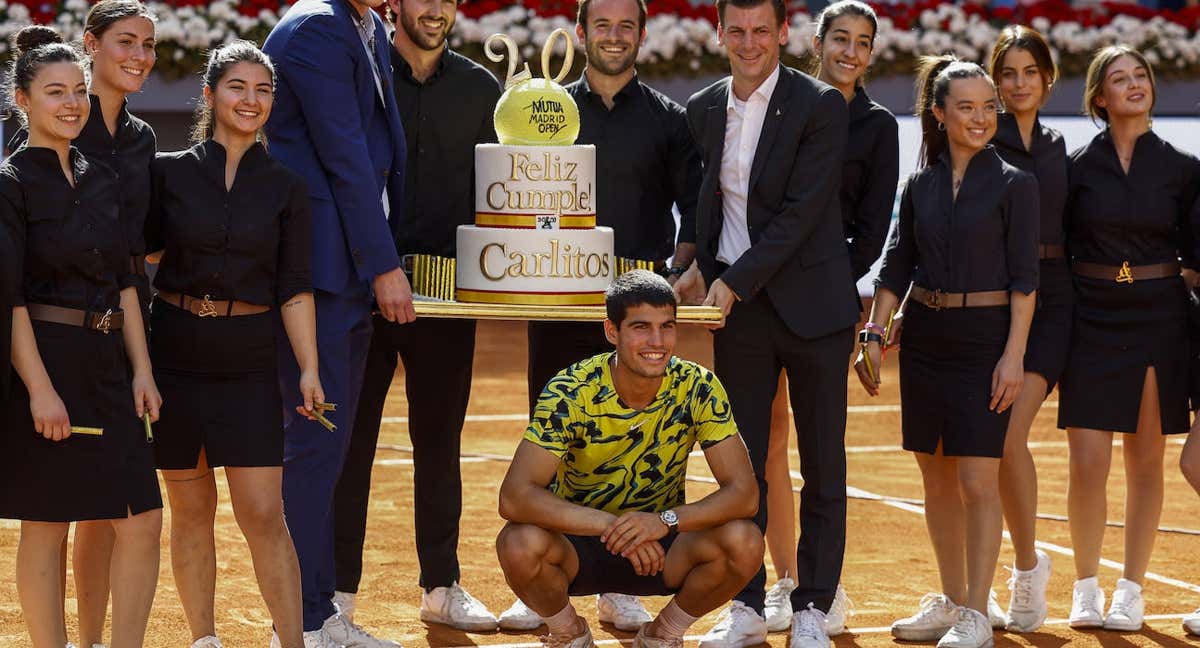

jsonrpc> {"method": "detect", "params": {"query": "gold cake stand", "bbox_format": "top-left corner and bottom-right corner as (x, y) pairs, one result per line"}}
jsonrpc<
(412, 299), (723, 323)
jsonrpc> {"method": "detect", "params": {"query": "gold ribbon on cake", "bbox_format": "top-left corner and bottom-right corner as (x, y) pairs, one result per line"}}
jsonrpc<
(474, 212), (596, 229)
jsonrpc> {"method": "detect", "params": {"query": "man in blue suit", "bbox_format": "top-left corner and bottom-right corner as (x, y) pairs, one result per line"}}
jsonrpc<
(264, 0), (412, 645)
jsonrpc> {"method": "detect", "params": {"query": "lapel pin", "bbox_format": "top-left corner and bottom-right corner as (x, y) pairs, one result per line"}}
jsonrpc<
(776, 108), (783, 116)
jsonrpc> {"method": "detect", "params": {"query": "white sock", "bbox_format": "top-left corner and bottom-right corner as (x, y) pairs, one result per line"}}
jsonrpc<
(654, 600), (700, 639)
(544, 603), (582, 636)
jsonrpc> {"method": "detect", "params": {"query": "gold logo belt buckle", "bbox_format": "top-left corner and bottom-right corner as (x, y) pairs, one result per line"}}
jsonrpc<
(96, 309), (113, 335)
(198, 294), (218, 318)
(1116, 261), (1134, 284)
(928, 289), (944, 310)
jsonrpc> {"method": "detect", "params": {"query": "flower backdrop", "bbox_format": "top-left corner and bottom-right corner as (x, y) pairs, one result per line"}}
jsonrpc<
(2, 0), (1200, 79)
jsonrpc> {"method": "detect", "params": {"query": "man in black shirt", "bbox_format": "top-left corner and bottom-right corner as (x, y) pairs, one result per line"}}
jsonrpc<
(525, 0), (703, 414)
(332, 0), (503, 631)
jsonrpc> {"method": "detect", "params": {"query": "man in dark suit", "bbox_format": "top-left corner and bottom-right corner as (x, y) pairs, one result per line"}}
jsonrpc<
(264, 0), (411, 644)
(675, 0), (857, 646)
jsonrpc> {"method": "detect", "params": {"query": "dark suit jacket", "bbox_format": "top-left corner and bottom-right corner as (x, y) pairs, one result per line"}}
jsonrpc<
(263, 0), (407, 293)
(686, 65), (859, 339)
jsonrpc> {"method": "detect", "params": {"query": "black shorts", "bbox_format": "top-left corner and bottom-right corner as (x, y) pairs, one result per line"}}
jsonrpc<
(566, 533), (679, 597)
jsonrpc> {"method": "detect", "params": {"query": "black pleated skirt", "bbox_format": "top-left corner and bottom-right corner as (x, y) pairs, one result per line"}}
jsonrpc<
(1025, 259), (1074, 392)
(0, 320), (162, 521)
(899, 302), (1012, 458)
(150, 300), (284, 469)
(1058, 275), (1189, 435)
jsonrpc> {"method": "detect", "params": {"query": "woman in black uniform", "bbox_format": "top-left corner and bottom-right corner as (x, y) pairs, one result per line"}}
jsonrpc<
(1058, 45), (1198, 633)
(759, 0), (899, 633)
(855, 57), (1038, 648)
(985, 25), (1067, 632)
(145, 41), (319, 648)
(0, 25), (162, 648)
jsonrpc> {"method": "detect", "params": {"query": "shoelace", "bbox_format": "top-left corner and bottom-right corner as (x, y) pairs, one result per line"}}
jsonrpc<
(913, 593), (950, 620)
(833, 587), (856, 619)
(948, 611), (976, 638)
(608, 593), (647, 616)
(1006, 567), (1033, 608)
(795, 605), (825, 638)
(1073, 588), (1102, 617)
(1109, 590), (1136, 618)
(448, 586), (485, 614)
(713, 601), (755, 629)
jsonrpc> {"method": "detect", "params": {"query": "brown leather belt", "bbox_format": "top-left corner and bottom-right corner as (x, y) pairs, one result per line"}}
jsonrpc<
(156, 291), (270, 317)
(1071, 260), (1179, 284)
(27, 303), (123, 333)
(911, 285), (1010, 310)
(1040, 244), (1066, 260)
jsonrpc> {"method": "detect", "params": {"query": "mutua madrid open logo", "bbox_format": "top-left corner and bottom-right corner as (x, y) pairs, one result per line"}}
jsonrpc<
(525, 96), (567, 138)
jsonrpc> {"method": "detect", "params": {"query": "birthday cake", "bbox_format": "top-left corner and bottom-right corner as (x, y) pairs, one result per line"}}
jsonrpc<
(455, 30), (614, 306)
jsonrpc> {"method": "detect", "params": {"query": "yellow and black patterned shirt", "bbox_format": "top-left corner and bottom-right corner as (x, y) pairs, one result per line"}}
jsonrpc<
(524, 352), (739, 515)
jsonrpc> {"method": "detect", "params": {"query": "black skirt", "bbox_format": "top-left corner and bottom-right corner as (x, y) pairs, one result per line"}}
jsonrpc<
(150, 300), (284, 469)
(899, 302), (1012, 458)
(0, 320), (162, 522)
(1025, 259), (1074, 392)
(1059, 275), (1190, 435)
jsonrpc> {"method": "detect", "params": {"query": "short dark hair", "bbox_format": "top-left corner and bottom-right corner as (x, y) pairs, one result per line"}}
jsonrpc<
(716, 0), (786, 27)
(605, 270), (677, 327)
(577, 0), (647, 34)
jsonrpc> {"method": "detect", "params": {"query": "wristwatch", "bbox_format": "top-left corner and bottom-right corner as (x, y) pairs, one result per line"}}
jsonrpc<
(660, 266), (687, 278)
(858, 330), (884, 345)
(659, 509), (679, 530)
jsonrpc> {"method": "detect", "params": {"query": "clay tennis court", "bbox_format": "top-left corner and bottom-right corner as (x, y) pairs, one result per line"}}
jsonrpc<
(0, 319), (1198, 647)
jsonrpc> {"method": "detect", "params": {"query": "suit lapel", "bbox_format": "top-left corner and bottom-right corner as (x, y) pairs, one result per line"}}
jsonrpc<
(748, 67), (790, 193)
(705, 82), (729, 171)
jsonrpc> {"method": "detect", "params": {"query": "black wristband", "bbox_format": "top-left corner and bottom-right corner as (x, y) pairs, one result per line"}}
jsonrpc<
(858, 330), (884, 344)
(660, 266), (687, 278)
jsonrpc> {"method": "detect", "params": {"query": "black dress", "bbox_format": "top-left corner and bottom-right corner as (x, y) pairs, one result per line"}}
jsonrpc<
(146, 140), (312, 469)
(877, 147), (1039, 458)
(1058, 130), (1198, 435)
(0, 147), (162, 522)
(842, 87), (900, 282)
(992, 113), (1072, 391)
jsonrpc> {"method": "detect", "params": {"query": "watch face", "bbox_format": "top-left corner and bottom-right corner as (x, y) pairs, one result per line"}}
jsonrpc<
(662, 510), (678, 526)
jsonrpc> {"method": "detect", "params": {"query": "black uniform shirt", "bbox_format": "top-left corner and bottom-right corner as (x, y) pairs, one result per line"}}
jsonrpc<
(992, 112), (1067, 246)
(1066, 129), (1198, 268)
(877, 146), (1040, 296)
(10, 95), (156, 256)
(145, 140), (313, 306)
(567, 74), (702, 261)
(842, 88), (899, 279)
(391, 46), (501, 257)
(0, 146), (133, 312)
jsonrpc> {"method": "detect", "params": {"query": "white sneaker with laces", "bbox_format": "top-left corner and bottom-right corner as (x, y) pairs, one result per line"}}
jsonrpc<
(936, 608), (993, 648)
(596, 593), (652, 631)
(333, 591), (357, 623)
(191, 637), (224, 648)
(539, 622), (596, 648)
(272, 629), (344, 648)
(789, 604), (830, 648)
(891, 593), (960, 641)
(498, 599), (543, 631)
(1103, 578), (1144, 631)
(1005, 549), (1051, 632)
(1069, 576), (1105, 628)
(986, 590), (1006, 629)
(631, 624), (682, 648)
(696, 601), (768, 648)
(825, 584), (854, 637)
(1183, 608), (1200, 636)
(761, 577), (795, 633)
(420, 582), (499, 631)
(322, 611), (401, 648)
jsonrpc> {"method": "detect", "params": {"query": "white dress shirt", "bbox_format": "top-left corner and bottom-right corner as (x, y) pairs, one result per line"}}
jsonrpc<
(717, 65), (780, 266)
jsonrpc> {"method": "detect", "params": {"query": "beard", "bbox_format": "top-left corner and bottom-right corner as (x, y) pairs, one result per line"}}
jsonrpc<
(400, 9), (453, 51)
(585, 37), (638, 76)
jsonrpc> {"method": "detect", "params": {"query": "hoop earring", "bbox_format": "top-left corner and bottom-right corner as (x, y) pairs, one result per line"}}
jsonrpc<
(937, 121), (945, 132)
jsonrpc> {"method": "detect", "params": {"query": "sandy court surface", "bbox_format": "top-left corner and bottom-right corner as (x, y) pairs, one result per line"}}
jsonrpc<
(1, 319), (1199, 647)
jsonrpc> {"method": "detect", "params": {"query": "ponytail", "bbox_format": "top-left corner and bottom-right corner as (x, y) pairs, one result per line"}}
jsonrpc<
(913, 55), (992, 167)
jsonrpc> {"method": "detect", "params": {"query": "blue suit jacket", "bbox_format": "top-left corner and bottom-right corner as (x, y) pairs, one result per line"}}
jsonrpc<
(264, 0), (406, 293)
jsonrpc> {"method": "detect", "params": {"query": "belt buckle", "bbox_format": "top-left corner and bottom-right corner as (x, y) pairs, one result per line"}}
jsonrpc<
(96, 309), (113, 335)
(928, 289), (944, 310)
(198, 294), (218, 318)
(1116, 261), (1134, 284)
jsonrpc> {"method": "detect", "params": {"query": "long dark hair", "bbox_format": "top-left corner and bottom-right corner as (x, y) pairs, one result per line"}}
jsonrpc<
(190, 40), (276, 144)
(6, 26), (87, 127)
(914, 55), (992, 167)
(810, 0), (878, 82)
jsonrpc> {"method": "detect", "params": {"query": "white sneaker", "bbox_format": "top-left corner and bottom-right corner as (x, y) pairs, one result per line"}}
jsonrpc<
(986, 590), (1006, 629)
(540, 622), (596, 648)
(632, 625), (682, 648)
(420, 583), (499, 631)
(891, 593), (960, 641)
(1005, 550), (1051, 632)
(789, 604), (829, 648)
(498, 599), (543, 631)
(761, 578), (795, 633)
(333, 591), (357, 623)
(1069, 576), (1105, 628)
(1183, 608), (1200, 636)
(322, 611), (401, 648)
(274, 629), (343, 648)
(1103, 578), (1144, 631)
(696, 601), (768, 648)
(936, 608), (993, 648)
(825, 584), (854, 636)
(191, 637), (224, 648)
(596, 593), (652, 632)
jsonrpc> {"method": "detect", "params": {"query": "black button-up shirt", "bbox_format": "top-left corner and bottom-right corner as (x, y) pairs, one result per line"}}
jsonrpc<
(842, 88), (899, 279)
(1066, 129), (1199, 268)
(878, 146), (1039, 296)
(0, 146), (133, 312)
(992, 113), (1067, 247)
(145, 140), (313, 306)
(567, 74), (701, 261)
(9, 95), (156, 256)
(391, 46), (501, 257)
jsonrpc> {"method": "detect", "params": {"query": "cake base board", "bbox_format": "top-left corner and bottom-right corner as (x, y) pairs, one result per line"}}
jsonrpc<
(412, 300), (722, 323)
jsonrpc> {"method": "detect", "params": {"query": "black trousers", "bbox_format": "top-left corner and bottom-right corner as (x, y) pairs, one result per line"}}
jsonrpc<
(713, 296), (853, 614)
(526, 321), (610, 415)
(333, 316), (476, 592)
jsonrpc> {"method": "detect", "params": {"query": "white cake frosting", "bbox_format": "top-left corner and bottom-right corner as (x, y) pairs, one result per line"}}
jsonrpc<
(473, 144), (597, 229)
